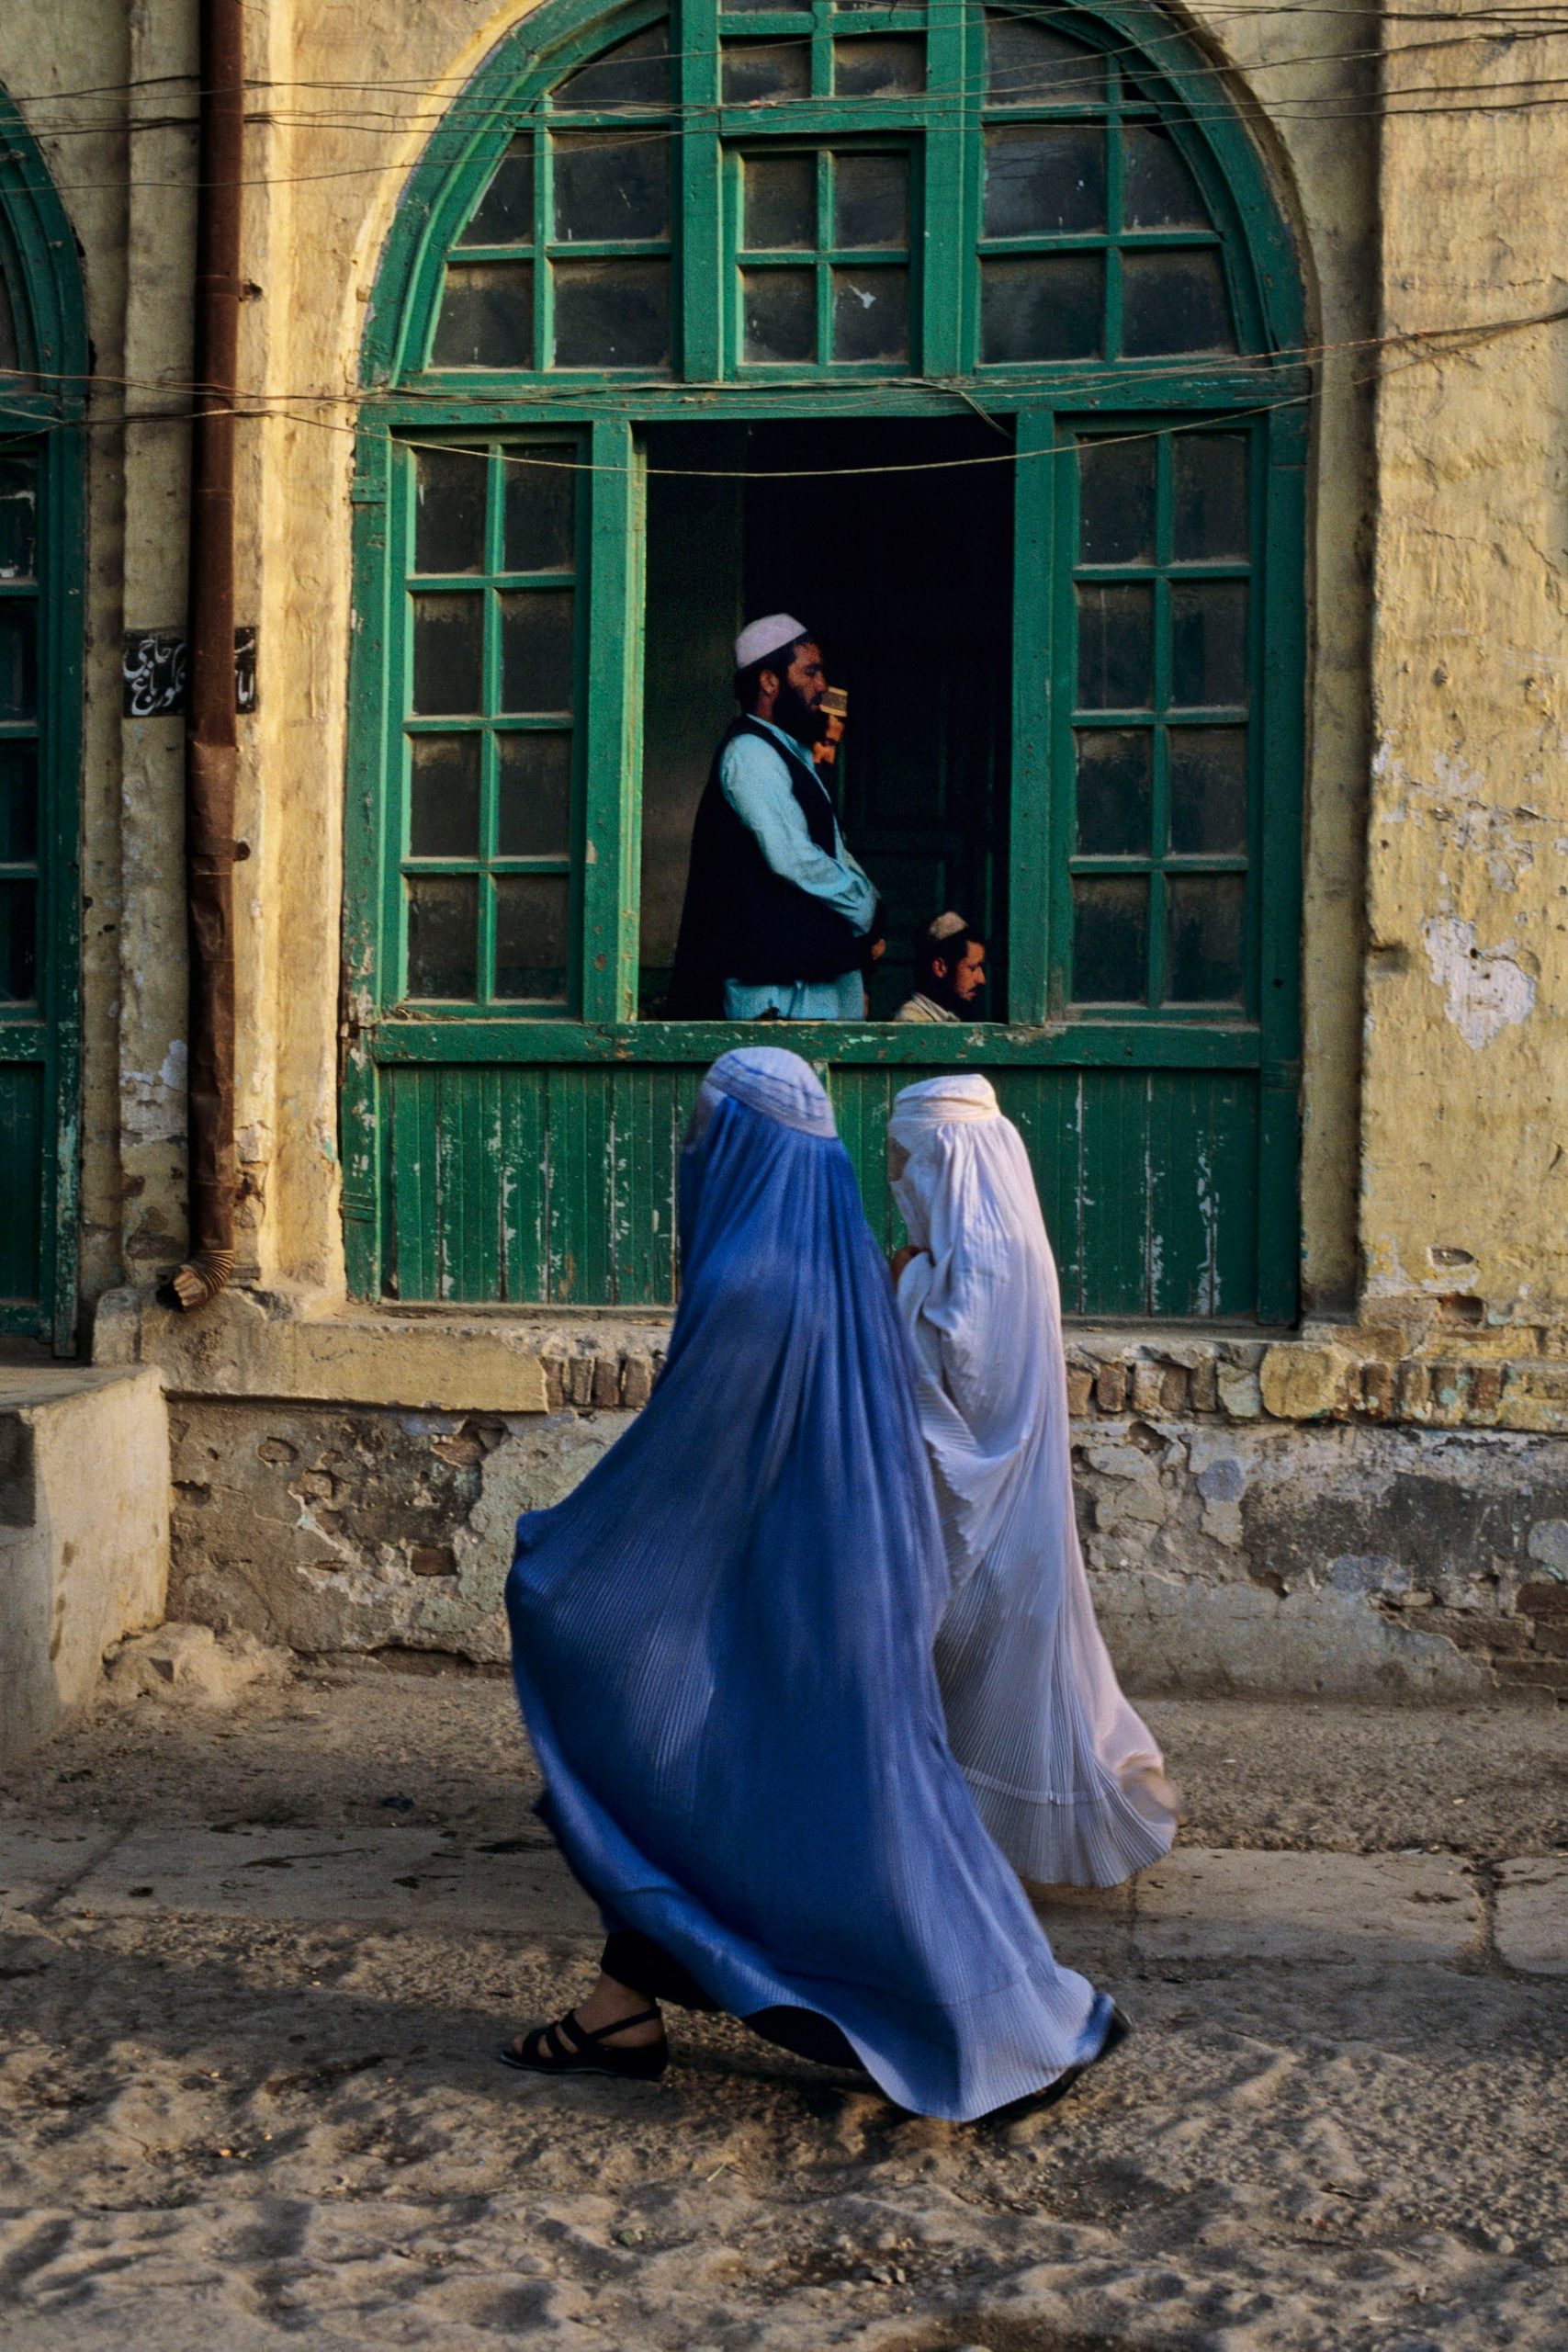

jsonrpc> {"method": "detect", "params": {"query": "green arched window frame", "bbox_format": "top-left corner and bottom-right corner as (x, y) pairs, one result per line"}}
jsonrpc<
(344, 0), (1307, 1322)
(0, 86), (87, 1347)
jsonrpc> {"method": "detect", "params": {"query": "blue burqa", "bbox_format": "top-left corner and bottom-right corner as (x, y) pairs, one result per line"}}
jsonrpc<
(505, 1047), (1109, 2121)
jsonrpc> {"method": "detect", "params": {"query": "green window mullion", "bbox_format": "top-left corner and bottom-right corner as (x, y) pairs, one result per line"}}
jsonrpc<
(390, 451), (420, 992)
(480, 447), (503, 1006)
(679, 0), (724, 377)
(810, 0), (832, 96)
(1254, 401), (1306, 1319)
(537, 135), (558, 367)
(1010, 410), (1058, 1023)
(920, 0), (966, 373)
(1101, 68), (1125, 362)
(817, 151), (834, 361)
(1243, 412), (1266, 1031)
(479, 729), (501, 995)
(1148, 434), (1172, 1009)
(579, 416), (645, 1022)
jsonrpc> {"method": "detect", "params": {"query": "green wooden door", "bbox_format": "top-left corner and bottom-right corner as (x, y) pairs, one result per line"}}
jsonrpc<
(346, 0), (1306, 1321)
(0, 104), (85, 1347)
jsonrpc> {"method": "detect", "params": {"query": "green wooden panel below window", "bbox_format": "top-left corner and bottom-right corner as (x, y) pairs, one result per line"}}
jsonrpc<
(380, 1057), (1262, 1316)
(0, 1057), (42, 1311)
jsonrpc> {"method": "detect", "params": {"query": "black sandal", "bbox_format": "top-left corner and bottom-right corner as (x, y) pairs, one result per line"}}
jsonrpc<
(1039, 1999), (1132, 2109)
(988, 1999), (1133, 2124)
(498, 2006), (669, 2081)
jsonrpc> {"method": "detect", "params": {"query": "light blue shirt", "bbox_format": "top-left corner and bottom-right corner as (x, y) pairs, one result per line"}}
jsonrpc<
(719, 718), (878, 1021)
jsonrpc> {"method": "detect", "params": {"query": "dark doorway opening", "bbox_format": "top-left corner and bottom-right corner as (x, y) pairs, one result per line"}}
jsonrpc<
(637, 416), (1013, 1018)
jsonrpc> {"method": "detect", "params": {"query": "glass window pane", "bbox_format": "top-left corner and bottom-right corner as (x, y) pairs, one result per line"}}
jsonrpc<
(722, 40), (812, 102)
(497, 732), (574, 856)
(1167, 874), (1245, 1002)
(744, 152), (817, 249)
(1173, 433), (1248, 561)
(0, 277), (23, 377)
(412, 593), (484, 714)
(981, 254), (1101, 361)
(1122, 126), (1209, 231)
(500, 589), (575, 713)
(983, 125), (1105, 238)
(834, 152), (908, 248)
(413, 446), (487, 575)
(459, 136), (535, 245)
(1169, 727), (1248, 854)
(1076, 582), (1153, 710)
(1073, 876), (1147, 1004)
(1077, 437), (1156, 565)
(554, 24), (672, 112)
(743, 267), (817, 362)
(831, 266), (908, 362)
(986, 11), (1104, 105)
(406, 875), (478, 1000)
(1122, 249), (1235, 356)
(551, 259), (671, 368)
(409, 732), (481, 857)
(0, 453), (39, 581)
(1171, 581), (1248, 707)
(0, 602), (38, 719)
(0, 878), (37, 1002)
(495, 874), (570, 1002)
(0, 740), (38, 865)
(502, 455), (577, 571)
(430, 263), (535, 368)
(552, 131), (670, 243)
(1076, 729), (1152, 855)
(834, 37), (924, 96)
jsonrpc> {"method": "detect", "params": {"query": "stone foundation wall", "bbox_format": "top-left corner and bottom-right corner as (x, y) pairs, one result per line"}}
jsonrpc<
(167, 1346), (1568, 1699)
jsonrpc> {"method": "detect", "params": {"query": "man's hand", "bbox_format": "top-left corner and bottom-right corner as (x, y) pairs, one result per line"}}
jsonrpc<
(868, 936), (886, 963)
(889, 1244), (926, 1284)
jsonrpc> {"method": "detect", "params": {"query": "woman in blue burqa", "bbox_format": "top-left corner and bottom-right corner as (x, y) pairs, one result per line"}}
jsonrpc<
(501, 1047), (1126, 2121)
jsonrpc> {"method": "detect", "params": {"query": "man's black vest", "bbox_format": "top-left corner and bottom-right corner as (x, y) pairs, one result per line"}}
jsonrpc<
(667, 718), (865, 1017)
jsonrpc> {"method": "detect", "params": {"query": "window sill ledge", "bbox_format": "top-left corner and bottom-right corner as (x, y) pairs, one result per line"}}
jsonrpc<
(93, 1283), (1568, 1436)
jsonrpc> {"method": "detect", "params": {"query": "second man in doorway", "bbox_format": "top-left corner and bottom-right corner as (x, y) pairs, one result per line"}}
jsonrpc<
(669, 615), (884, 1020)
(892, 912), (987, 1024)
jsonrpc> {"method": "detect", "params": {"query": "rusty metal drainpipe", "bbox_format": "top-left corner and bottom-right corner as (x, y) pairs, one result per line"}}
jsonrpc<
(168, 0), (243, 1310)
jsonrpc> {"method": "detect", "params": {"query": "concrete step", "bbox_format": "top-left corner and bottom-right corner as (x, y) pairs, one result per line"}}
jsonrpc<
(5, 1815), (1561, 1973)
(0, 1364), (168, 1764)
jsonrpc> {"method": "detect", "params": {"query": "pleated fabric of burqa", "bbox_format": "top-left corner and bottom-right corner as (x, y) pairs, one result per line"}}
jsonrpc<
(505, 1047), (1114, 2121)
(888, 1075), (1179, 1888)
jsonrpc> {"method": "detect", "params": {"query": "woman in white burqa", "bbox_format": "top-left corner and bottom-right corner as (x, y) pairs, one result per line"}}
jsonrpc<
(888, 1075), (1180, 1887)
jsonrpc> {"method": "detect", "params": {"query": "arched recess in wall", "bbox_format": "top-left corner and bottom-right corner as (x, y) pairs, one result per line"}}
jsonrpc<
(0, 87), (87, 1349)
(344, 0), (1308, 1322)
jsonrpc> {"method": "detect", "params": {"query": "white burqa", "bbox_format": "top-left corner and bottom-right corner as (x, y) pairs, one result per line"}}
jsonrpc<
(888, 1075), (1179, 1887)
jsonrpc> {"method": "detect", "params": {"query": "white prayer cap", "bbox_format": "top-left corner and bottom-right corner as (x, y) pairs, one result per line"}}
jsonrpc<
(734, 613), (809, 671)
(928, 910), (969, 943)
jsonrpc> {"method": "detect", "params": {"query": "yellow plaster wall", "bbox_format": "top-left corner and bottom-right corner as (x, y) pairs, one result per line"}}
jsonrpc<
(234, 0), (1378, 1319)
(1365, 8), (1568, 1342)
(0, 5), (133, 1301)
(8, 2), (1393, 1361)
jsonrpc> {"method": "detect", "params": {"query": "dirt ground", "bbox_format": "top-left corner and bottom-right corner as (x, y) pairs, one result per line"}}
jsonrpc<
(2, 1662), (1565, 2351)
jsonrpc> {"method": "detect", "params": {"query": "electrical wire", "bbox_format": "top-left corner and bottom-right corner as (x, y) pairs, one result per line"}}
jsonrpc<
(1, 302), (1560, 481)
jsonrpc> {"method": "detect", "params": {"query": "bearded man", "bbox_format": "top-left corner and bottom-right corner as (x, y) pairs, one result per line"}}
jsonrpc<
(892, 912), (987, 1024)
(669, 616), (884, 1020)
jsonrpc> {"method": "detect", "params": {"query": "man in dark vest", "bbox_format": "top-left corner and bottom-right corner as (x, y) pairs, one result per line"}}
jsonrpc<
(669, 615), (884, 1019)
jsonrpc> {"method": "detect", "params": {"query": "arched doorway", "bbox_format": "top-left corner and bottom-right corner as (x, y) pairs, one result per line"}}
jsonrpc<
(345, 0), (1305, 1318)
(0, 89), (86, 1347)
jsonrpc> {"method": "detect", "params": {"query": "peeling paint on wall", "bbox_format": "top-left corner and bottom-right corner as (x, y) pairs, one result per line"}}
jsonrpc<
(1419, 917), (1537, 1050)
(122, 1039), (189, 1146)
